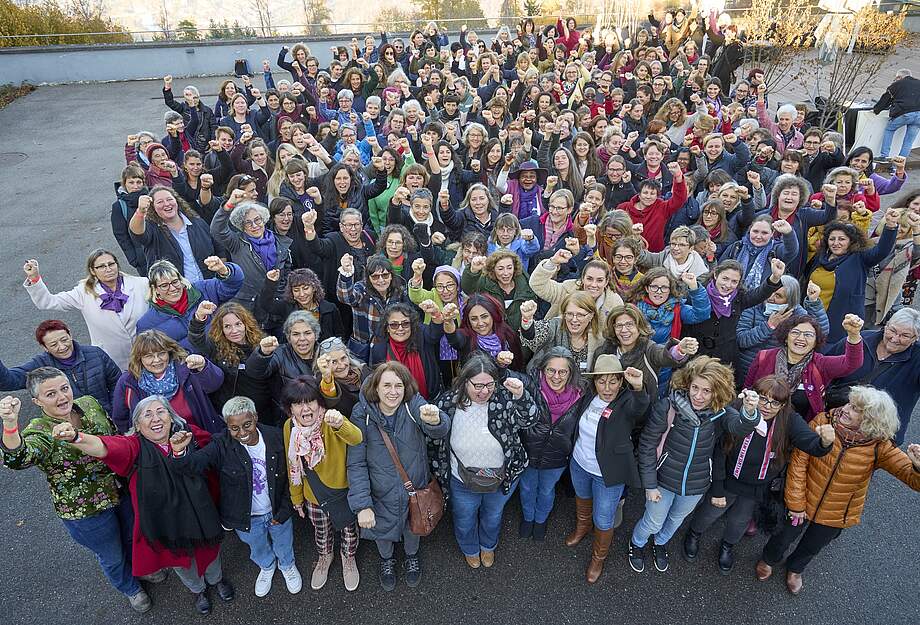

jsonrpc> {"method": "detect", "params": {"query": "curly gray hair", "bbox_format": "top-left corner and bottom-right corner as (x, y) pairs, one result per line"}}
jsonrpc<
(229, 201), (271, 231)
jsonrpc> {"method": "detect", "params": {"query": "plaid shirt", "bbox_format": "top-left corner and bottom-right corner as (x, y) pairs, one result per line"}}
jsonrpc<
(337, 271), (408, 346)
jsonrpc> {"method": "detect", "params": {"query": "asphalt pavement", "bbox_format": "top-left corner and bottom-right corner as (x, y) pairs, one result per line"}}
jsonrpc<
(0, 71), (918, 625)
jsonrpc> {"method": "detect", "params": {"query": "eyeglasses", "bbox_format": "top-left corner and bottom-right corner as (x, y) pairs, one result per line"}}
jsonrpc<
(647, 284), (670, 293)
(387, 320), (411, 330)
(614, 321), (636, 330)
(549, 204), (570, 212)
(93, 261), (118, 270)
(239, 175), (255, 184)
(564, 311), (590, 321)
(884, 326), (917, 342)
(155, 279), (183, 291)
(788, 329), (816, 340)
(759, 397), (782, 408)
(243, 216), (264, 227)
(545, 367), (570, 378)
(670, 241), (690, 248)
(434, 283), (456, 292)
(468, 380), (496, 392)
(613, 254), (635, 262)
(369, 272), (391, 282)
(702, 209), (720, 216)
(341, 222), (362, 230)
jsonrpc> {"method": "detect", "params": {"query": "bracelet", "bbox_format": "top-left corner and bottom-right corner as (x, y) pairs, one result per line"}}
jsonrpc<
(70, 430), (80, 443)
(72, 433), (82, 445)
(3, 426), (19, 435)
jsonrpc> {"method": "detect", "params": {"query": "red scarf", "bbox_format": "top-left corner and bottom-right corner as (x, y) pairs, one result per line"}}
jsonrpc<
(388, 338), (429, 399)
(156, 289), (190, 315)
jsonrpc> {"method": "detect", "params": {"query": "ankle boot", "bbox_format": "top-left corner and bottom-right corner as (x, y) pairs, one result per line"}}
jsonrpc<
(718, 541), (734, 574)
(565, 498), (593, 547)
(683, 529), (701, 562)
(585, 528), (614, 584)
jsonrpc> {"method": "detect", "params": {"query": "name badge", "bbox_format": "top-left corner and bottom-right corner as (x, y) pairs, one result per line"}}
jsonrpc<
(601, 407), (613, 420)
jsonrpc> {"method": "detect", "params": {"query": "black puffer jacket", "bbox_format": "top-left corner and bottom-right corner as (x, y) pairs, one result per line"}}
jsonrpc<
(171, 424), (292, 532)
(638, 391), (758, 497)
(519, 373), (589, 470)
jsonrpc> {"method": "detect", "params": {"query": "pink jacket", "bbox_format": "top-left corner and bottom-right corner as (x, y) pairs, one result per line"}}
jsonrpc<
(756, 100), (804, 153)
(743, 339), (863, 420)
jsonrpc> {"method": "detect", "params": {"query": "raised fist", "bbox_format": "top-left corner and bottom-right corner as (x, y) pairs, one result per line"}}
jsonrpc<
(502, 376), (524, 399)
(324, 408), (345, 429)
(738, 389), (760, 414)
(470, 255), (487, 273)
(185, 354), (206, 371)
(22, 259), (39, 280)
(195, 300), (217, 321)
(419, 404), (441, 425)
(496, 351), (515, 367)
(170, 430), (193, 454)
(260, 335), (279, 355)
(519, 299), (538, 320)
(339, 253), (355, 275)
(0, 396), (22, 427)
(771, 219), (792, 235)
(203, 256), (228, 276)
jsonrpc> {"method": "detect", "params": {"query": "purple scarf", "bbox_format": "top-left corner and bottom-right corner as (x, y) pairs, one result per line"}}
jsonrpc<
(476, 332), (504, 357)
(99, 276), (129, 313)
(706, 280), (737, 319)
(245, 229), (278, 271)
(517, 185), (541, 220)
(540, 373), (582, 423)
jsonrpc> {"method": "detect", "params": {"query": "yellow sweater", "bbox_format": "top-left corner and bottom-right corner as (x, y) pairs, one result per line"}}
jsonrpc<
(283, 417), (363, 506)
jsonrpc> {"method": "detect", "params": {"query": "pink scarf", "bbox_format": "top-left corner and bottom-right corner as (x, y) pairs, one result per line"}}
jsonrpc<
(287, 419), (325, 484)
(540, 373), (583, 423)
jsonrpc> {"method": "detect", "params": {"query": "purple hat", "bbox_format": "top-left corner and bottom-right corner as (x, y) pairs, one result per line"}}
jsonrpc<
(508, 159), (548, 186)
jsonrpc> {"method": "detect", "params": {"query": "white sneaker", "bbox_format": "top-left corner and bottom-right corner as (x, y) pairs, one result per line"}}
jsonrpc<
(254, 562), (276, 597)
(280, 564), (303, 594)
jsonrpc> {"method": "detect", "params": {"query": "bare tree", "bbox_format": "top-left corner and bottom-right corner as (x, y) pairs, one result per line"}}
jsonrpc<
(250, 0), (273, 37)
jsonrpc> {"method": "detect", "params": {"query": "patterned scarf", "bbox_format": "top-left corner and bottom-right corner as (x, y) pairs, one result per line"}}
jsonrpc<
(138, 361), (180, 399)
(736, 236), (774, 289)
(288, 417), (326, 483)
(830, 407), (872, 446)
(639, 297), (682, 340)
(774, 348), (813, 389)
(706, 281), (737, 318)
(98, 276), (129, 313)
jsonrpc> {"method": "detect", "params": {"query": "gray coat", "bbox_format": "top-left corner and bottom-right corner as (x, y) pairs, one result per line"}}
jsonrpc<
(346, 393), (450, 542)
(210, 207), (293, 314)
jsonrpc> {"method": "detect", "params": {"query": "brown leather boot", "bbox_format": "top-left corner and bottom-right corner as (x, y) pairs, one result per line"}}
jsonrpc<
(585, 528), (615, 584)
(565, 498), (593, 547)
(786, 571), (804, 595)
(755, 560), (773, 581)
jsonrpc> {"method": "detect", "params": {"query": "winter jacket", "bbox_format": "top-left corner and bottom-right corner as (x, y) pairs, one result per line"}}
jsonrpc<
(432, 383), (538, 496)
(827, 330), (920, 445)
(172, 424), (292, 532)
(304, 232), (376, 301)
(684, 276), (782, 368)
(111, 186), (149, 273)
(757, 200), (837, 276)
(872, 75), (920, 119)
(595, 338), (686, 404)
(803, 225), (897, 344)
(130, 214), (225, 281)
(700, 140), (751, 182)
(617, 175), (689, 252)
(528, 258), (624, 319)
(520, 377), (589, 471)
(735, 298), (828, 381)
(111, 360), (225, 434)
(210, 207), (294, 313)
(0, 342), (121, 415)
(24, 274), (149, 370)
(346, 394), (450, 541)
(135, 263), (244, 350)
(254, 279), (344, 340)
(756, 101), (804, 154)
(710, 411), (832, 499)
(219, 107), (272, 144)
(639, 393), (759, 496)
(784, 412), (920, 529)
(718, 230), (800, 285)
(744, 339), (864, 421)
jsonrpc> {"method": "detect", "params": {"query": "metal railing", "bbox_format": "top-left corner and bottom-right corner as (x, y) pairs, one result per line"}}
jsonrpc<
(1, 2), (917, 45)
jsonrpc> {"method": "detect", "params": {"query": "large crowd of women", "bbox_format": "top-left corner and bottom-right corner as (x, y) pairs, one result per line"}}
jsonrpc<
(3, 8), (920, 617)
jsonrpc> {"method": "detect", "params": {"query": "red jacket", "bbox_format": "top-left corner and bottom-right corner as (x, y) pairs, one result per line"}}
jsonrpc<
(616, 175), (689, 251)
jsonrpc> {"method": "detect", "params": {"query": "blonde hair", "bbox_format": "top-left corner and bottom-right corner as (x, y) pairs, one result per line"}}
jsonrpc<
(670, 355), (737, 412)
(848, 386), (900, 440)
(560, 290), (601, 337)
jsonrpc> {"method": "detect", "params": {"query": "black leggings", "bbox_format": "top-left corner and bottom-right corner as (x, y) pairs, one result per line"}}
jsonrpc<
(761, 519), (843, 573)
(690, 492), (758, 545)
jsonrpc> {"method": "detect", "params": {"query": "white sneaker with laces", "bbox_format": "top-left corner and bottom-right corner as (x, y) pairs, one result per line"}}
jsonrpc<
(280, 564), (303, 594)
(255, 562), (276, 597)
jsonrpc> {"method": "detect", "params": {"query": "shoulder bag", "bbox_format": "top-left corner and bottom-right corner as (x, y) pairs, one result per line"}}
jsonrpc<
(376, 423), (444, 537)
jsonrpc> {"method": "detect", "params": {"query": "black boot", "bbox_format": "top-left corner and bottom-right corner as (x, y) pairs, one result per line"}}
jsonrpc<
(519, 519), (534, 539)
(532, 522), (547, 542)
(718, 541), (734, 574)
(683, 529), (701, 562)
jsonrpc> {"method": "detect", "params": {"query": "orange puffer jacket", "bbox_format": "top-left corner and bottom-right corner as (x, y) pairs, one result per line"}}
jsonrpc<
(784, 412), (920, 528)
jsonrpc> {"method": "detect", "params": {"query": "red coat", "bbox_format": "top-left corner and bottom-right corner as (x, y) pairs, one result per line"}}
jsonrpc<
(555, 19), (581, 55)
(616, 175), (689, 251)
(100, 426), (220, 577)
(743, 339), (863, 420)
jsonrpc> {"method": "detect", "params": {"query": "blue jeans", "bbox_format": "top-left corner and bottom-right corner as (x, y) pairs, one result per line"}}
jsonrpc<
(631, 487), (704, 547)
(62, 498), (140, 597)
(235, 514), (295, 571)
(880, 110), (920, 157)
(450, 476), (518, 557)
(518, 466), (567, 523)
(569, 458), (625, 531)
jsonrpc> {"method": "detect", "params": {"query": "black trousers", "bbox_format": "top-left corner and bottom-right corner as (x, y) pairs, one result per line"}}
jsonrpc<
(761, 519), (843, 573)
(690, 492), (758, 545)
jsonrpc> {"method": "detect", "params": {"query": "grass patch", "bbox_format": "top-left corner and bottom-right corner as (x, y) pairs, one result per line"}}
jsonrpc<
(0, 84), (36, 109)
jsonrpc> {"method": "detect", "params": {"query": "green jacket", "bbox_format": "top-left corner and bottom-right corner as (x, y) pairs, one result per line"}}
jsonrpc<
(460, 268), (537, 332)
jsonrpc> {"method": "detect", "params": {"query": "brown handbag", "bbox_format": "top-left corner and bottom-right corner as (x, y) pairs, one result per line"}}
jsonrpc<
(376, 423), (444, 537)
